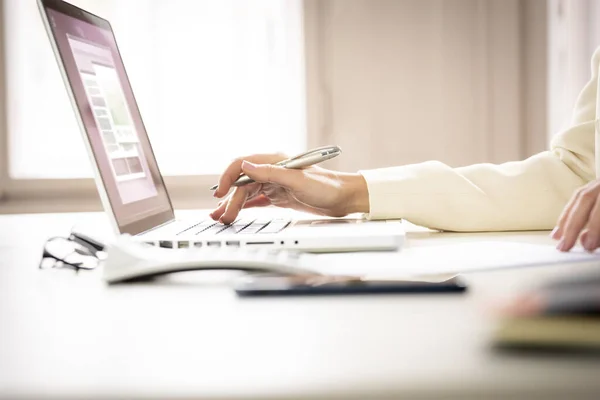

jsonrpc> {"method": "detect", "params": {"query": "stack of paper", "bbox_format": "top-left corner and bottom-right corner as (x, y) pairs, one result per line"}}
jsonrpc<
(312, 241), (600, 279)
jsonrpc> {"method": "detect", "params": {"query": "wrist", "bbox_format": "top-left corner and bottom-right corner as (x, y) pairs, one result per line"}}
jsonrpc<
(342, 173), (370, 215)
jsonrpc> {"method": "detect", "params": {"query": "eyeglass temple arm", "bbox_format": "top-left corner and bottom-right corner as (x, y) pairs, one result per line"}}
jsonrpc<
(70, 231), (105, 252)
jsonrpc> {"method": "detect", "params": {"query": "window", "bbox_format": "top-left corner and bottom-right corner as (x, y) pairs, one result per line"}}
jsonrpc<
(3, 0), (305, 186)
(548, 0), (600, 138)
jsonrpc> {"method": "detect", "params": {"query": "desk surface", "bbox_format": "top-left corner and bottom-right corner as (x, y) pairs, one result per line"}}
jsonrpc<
(1, 211), (599, 400)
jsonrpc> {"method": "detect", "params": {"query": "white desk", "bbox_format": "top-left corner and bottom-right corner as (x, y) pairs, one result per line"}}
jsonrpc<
(1, 211), (599, 400)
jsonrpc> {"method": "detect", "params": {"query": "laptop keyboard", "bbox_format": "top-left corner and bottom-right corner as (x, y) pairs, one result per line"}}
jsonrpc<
(176, 218), (291, 236)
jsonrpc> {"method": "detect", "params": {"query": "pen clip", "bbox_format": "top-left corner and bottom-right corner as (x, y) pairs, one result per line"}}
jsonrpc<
(281, 145), (341, 164)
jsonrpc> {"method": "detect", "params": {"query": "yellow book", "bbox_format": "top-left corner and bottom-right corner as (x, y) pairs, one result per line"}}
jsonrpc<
(495, 316), (600, 350)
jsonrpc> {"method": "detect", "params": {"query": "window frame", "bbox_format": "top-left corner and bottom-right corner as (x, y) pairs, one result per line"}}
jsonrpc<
(1, 175), (224, 213)
(0, 0), (307, 213)
(0, 0), (223, 211)
(0, 0), (7, 202)
(547, 0), (600, 140)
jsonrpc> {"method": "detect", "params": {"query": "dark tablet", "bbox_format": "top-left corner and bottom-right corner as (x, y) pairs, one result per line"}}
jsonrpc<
(234, 274), (467, 297)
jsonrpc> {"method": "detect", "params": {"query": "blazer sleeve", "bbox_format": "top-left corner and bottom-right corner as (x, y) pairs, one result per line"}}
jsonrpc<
(359, 47), (600, 232)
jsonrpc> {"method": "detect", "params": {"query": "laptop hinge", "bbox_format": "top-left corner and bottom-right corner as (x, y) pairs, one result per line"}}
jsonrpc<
(138, 218), (177, 235)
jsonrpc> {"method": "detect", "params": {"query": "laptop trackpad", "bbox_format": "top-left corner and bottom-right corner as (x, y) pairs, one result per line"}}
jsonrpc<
(295, 219), (378, 227)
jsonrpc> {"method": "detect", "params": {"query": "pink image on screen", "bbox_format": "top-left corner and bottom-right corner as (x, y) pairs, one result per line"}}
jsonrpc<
(67, 36), (158, 204)
(126, 157), (143, 174)
(111, 158), (129, 176)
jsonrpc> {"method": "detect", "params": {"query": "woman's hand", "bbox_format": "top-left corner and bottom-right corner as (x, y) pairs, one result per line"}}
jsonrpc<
(552, 179), (600, 252)
(210, 154), (370, 224)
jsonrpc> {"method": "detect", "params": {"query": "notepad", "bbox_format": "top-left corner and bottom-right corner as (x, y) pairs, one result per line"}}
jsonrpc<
(493, 269), (600, 351)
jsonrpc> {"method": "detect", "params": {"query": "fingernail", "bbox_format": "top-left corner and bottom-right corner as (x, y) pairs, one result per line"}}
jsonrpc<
(550, 226), (560, 239)
(242, 161), (256, 171)
(556, 238), (566, 251)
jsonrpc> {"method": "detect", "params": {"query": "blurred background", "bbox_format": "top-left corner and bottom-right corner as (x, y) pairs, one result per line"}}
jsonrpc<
(0, 0), (599, 213)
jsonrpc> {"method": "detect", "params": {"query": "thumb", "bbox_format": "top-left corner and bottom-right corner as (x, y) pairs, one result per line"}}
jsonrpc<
(242, 161), (302, 189)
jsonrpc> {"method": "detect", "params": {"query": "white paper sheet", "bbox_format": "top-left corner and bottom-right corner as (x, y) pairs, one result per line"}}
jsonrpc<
(312, 241), (600, 279)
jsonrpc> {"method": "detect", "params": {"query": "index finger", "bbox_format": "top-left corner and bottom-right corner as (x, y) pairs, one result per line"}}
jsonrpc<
(552, 187), (583, 239)
(559, 188), (599, 251)
(214, 153), (287, 198)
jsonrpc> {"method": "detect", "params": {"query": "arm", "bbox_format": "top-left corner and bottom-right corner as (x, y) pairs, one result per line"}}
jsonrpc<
(359, 48), (600, 232)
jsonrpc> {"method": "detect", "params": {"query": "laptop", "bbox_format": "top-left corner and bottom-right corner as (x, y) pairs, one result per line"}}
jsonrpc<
(37, 0), (404, 252)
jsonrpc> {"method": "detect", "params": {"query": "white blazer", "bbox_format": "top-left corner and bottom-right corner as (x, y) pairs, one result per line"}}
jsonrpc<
(359, 47), (600, 232)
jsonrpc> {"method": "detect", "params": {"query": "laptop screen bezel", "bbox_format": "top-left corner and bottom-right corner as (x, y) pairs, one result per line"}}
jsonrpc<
(38, 0), (176, 235)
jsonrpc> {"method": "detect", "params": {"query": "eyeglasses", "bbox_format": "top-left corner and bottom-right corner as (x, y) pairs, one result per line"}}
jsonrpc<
(39, 233), (106, 271)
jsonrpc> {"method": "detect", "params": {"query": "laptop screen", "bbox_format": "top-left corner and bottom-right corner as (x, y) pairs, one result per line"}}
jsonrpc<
(39, 0), (174, 234)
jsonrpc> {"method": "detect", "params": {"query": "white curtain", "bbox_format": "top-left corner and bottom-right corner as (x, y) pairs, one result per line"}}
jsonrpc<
(547, 0), (600, 139)
(5, 0), (306, 179)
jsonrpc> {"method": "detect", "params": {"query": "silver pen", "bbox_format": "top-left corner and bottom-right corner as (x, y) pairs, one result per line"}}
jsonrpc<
(210, 145), (342, 190)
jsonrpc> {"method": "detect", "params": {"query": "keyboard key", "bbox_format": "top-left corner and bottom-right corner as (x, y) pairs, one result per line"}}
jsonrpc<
(175, 219), (210, 235)
(259, 221), (291, 234)
(238, 223), (268, 234)
(252, 218), (273, 225)
(224, 219), (254, 234)
(186, 222), (218, 235)
(196, 224), (230, 235)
